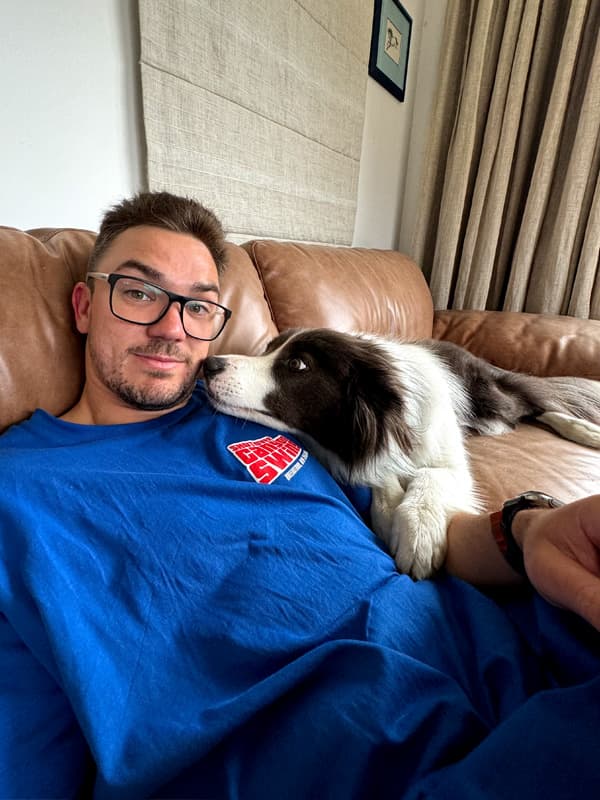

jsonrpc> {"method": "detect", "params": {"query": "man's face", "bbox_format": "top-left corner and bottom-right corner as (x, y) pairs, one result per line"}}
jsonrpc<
(74, 225), (221, 413)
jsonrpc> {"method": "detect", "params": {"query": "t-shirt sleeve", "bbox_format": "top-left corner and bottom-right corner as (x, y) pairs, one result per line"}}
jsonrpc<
(0, 613), (93, 797)
(338, 483), (373, 525)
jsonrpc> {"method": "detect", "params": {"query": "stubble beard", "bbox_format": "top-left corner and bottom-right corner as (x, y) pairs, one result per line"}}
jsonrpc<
(89, 339), (202, 411)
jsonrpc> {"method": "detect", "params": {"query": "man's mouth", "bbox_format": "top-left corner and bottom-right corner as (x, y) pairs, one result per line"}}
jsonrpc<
(133, 352), (187, 370)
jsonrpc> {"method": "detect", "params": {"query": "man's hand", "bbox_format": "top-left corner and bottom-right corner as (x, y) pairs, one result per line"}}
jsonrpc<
(446, 494), (600, 631)
(515, 495), (600, 631)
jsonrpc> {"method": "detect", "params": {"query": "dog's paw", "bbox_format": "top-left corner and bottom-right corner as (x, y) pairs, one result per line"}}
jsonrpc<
(370, 483), (406, 537)
(389, 500), (448, 580)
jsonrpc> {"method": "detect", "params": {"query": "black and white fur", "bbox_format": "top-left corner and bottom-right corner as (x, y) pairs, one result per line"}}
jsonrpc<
(203, 329), (600, 579)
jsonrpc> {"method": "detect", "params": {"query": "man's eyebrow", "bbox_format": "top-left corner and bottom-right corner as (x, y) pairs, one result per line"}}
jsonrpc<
(115, 259), (220, 294)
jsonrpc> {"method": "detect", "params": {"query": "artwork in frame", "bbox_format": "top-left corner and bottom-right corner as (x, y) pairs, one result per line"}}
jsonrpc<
(368, 0), (412, 102)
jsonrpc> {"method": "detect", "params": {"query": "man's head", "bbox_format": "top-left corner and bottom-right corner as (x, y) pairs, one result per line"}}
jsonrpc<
(89, 191), (228, 277)
(67, 192), (230, 424)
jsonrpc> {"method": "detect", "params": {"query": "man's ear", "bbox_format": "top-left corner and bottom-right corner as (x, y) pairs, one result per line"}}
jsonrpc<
(72, 281), (92, 334)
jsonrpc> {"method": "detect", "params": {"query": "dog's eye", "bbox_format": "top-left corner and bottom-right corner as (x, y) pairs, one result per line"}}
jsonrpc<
(287, 357), (308, 372)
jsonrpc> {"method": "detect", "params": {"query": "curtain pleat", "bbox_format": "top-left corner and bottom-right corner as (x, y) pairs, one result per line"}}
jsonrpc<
(412, 0), (600, 320)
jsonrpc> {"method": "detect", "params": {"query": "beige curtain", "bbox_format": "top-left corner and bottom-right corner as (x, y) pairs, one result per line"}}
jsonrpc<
(412, 0), (600, 319)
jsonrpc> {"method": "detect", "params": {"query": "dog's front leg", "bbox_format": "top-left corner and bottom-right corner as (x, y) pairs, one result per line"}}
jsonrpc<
(371, 480), (406, 540)
(374, 467), (477, 580)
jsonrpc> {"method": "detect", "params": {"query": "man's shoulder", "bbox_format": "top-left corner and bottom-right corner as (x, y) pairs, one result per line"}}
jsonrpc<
(0, 410), (47, 446)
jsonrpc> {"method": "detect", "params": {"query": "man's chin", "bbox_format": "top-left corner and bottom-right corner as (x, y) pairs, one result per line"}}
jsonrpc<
(125, 395), (189, 412)
(113, 377), (198, 412)
(89, 342), (203, 414)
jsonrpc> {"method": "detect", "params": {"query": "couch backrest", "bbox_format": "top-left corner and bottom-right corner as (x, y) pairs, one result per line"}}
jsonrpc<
(1, 227), (93, 433)
(236, 241), (433, 343)
(0, 227), (433, 432)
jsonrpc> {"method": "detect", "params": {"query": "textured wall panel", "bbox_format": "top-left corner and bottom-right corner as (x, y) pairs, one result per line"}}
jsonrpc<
(139, 0), (371, 244)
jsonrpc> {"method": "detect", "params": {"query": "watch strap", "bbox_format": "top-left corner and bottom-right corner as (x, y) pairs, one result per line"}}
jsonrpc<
(490, 508), (527, 576)
(490, 492), (564, 577)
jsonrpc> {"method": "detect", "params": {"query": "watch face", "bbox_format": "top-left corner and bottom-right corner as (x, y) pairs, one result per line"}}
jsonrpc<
(518, 492), (564, 509)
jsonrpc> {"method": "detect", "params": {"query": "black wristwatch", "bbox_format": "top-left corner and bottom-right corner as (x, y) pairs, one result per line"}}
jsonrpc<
(490, 491), (565, 576)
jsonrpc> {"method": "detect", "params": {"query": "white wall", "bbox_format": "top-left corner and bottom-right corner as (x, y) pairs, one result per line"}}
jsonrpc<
(0, 0), (145, 232)
(354, 0), (447, 251)
(1, 0), (444, 251)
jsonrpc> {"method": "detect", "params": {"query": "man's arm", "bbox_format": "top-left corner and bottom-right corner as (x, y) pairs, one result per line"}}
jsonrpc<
(445, 495), (600, 631)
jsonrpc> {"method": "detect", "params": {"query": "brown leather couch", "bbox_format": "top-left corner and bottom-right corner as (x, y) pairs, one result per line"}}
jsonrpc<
(2, 226), (599, 512)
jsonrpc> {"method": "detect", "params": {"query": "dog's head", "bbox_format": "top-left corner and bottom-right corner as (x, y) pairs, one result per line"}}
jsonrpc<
(203, 328), (413, 478)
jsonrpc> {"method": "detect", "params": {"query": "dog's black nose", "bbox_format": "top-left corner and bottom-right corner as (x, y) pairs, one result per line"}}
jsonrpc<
(203, 356), (227, 379)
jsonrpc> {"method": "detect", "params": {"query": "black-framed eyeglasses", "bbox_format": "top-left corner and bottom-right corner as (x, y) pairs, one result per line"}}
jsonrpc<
(86, 272), (232, 341)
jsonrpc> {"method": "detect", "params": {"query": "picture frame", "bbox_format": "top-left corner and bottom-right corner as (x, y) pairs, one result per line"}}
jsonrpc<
(368, 0), (412, 103)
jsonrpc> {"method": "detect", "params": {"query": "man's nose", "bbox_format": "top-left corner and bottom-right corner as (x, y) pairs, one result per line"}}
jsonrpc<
(147, 302), (186, 339)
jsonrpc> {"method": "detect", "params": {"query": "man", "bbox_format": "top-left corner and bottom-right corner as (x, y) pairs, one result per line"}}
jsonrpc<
(0, 191), (599, 799)
(62, 192), (228, 424)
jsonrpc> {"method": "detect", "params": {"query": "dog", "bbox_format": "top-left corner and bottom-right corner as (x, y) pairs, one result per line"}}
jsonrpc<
(203, 329), (600, 579)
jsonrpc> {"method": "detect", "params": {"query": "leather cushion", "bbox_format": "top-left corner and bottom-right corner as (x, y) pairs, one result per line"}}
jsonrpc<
(468, 423), (600, 510)
(244, 240), (434, 340)
(0, 227), (94, 432)
(434, 309), (600, 378)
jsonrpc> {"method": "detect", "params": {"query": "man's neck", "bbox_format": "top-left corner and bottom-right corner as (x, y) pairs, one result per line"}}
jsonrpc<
(59, 393), (188, 426)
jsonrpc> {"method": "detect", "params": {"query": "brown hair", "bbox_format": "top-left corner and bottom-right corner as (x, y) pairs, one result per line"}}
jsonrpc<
(89, 191), (228, 275)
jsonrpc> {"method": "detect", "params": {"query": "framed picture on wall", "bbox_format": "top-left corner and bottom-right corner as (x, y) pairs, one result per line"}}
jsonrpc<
(368, 0), (412, 102)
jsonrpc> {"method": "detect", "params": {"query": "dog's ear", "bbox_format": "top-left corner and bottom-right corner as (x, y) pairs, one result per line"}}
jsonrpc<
(349, 390), (383, 467)
(345, 350), (414, 474)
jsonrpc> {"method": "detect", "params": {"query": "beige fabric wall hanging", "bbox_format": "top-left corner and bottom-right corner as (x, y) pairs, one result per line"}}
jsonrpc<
(139, 0), (372, 245)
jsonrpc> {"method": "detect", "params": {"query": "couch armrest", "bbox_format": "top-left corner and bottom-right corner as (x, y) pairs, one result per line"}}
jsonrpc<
(433, 309), (600, 379)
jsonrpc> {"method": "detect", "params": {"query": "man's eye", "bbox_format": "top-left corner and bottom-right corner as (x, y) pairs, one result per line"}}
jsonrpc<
(123, 288), (155, 303)
(287, 357), (308, 371)
(186, 301), (212, 317)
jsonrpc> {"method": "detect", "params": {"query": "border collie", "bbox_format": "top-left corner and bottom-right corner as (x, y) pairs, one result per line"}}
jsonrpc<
(203, 329), (600, 579)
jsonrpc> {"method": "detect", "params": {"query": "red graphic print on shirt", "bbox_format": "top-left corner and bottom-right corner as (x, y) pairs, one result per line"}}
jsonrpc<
(228, 435), (308, 484)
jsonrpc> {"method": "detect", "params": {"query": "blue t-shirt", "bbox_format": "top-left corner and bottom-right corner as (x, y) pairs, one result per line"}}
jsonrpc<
(0, 384), (598, 799)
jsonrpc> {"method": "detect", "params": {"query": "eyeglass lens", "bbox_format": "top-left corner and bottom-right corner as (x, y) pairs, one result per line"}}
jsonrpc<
(111, 276), (227, 339)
